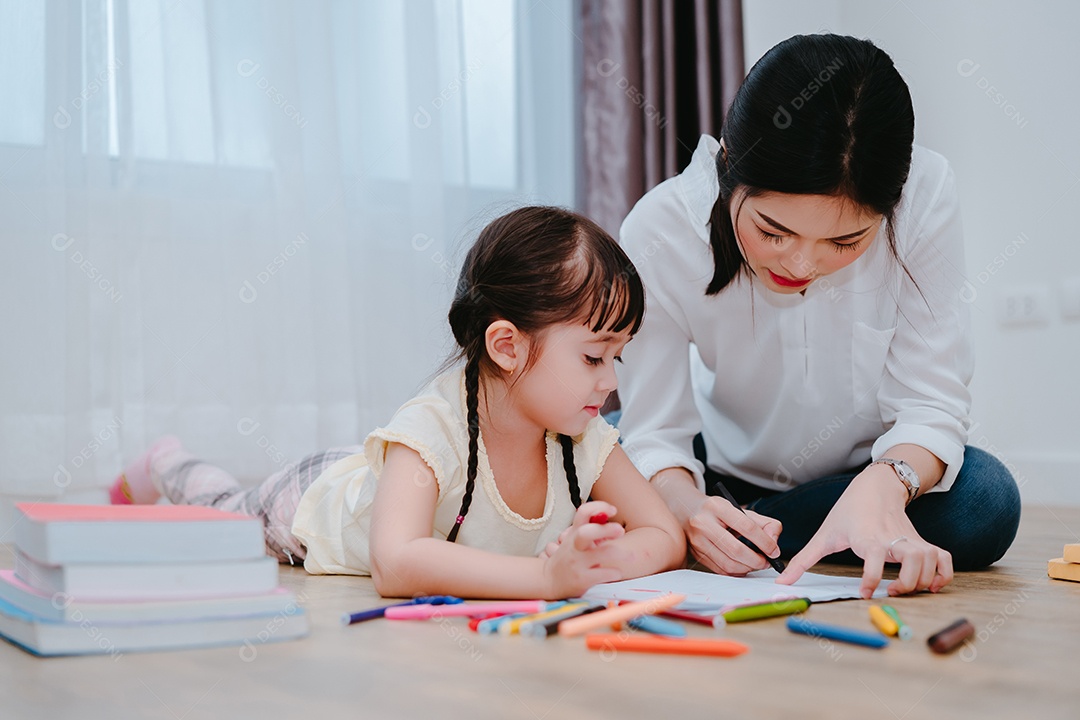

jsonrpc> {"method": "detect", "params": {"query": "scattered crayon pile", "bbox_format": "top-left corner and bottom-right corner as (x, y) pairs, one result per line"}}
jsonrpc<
(342, 592), (979, 658)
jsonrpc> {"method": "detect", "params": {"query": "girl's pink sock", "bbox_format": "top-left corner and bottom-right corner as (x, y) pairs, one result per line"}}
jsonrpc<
(109, 436), (183, 504)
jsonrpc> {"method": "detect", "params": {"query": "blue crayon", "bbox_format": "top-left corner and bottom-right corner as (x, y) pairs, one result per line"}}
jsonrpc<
(786, 615), (889, 649)
(627, 614), (687, 638)
(341, 595), (463, 625)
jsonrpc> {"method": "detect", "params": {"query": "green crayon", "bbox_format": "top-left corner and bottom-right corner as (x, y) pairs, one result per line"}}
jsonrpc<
(716, 597), (811, 625)
(881, 604), (914, 641)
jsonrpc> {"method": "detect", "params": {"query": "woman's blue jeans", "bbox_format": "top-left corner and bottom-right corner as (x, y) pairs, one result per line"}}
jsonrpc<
(715, 442), (1022, 569)
(605, 410), (1022, 569)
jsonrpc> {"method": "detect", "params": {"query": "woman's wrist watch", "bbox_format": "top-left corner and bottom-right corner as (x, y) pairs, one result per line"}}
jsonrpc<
(871, 458), (920, 505)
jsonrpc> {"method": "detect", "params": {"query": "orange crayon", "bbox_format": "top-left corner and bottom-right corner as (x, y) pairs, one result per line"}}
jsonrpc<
(585, 634), (749, 657)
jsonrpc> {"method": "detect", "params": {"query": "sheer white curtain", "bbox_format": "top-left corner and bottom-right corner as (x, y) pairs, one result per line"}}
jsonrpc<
(0, 0), (575, 509)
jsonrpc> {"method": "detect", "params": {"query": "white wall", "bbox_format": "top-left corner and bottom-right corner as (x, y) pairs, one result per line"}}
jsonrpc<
(743, 0), (1080, 505)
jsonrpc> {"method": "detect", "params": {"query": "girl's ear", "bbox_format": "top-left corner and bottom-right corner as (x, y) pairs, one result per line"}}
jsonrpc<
(484, 320), (528, 376)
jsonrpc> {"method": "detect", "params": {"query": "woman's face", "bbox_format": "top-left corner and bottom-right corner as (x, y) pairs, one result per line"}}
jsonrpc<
(730, 190), (883, 294)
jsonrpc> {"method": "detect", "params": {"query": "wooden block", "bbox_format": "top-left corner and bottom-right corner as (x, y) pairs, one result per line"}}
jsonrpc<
(1048, 558), (1080, 582)
(1063, 544), (1080, 564)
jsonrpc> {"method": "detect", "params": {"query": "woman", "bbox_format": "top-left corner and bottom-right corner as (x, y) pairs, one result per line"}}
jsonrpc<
(615, 34), (1021, 598)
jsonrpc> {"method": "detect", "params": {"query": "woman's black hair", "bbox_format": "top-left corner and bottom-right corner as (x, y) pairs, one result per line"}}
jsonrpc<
(443, 206), (644, 542)
(708, 34), (916, 295)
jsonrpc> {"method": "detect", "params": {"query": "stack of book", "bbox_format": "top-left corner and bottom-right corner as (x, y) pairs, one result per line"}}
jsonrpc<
(1048, 543), (1080, 583)
(0, 503), (308, 656)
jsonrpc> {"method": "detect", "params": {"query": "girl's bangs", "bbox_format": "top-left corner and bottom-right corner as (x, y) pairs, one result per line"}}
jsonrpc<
(580, 259), (644, 336)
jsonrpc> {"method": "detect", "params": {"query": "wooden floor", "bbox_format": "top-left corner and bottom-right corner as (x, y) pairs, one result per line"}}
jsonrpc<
(1, 505), (1078, 720)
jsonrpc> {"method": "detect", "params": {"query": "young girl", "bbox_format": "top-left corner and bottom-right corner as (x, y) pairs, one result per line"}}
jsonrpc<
(111, 206), (686, 600)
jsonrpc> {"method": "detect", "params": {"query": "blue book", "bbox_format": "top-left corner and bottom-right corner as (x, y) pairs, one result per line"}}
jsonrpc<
(0, 595), (308, 657)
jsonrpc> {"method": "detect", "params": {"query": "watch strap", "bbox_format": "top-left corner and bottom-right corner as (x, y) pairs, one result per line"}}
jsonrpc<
(872, 458), (919, 505)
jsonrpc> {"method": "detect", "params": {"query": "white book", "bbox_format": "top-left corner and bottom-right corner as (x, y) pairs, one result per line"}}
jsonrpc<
(13, 503), (266, 565)
(584, 568), (887, 612)
(0, 595), (308, 657)
(15, 552), (280, 601)
(0, 570), (299, 624)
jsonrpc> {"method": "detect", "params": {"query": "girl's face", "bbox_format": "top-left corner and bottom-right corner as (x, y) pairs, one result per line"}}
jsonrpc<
(731, 190), (883, 293)
(516, 321), (631, 437)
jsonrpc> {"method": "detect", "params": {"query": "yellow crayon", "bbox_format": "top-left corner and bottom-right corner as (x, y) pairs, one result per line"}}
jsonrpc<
(869, 605), (899, 637)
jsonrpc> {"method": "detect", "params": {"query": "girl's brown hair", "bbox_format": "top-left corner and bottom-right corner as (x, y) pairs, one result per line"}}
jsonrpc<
(444, 206), (645, 542)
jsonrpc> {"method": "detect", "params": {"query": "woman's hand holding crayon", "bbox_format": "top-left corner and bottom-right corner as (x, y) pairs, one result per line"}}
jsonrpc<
(685, 496), (782, 576)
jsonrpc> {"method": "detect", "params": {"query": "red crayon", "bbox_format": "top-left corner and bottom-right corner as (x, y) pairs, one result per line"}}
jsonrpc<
(468, 613), (503, 632)
(617, 601), (718, 627)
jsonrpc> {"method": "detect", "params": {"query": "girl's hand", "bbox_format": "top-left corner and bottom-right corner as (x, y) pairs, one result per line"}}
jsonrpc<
(538, 501), (618, 559)
(683, 496), (782, 576)
(776, 465), (953, 598)
(540, 518), (628, 598)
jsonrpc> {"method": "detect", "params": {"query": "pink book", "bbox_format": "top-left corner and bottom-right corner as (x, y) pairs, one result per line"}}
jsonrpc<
(17, 503), (255, 523)
(13, 503), (266, 565)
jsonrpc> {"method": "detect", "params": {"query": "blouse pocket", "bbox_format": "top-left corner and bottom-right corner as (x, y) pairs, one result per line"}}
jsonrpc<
(851, 322), (897, 422)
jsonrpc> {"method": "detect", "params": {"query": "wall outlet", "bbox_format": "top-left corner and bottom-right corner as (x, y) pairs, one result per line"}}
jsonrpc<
(998, 286), (1051, 326)
(1061, 277), (1080, 321)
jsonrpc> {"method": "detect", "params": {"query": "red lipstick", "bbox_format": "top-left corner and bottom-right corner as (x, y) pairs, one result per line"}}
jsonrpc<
(768, 270), (812, 289)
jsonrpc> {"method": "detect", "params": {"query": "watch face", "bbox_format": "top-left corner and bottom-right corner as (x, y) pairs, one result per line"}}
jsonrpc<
(899, 462), (918, 486)
(878, 458), (918, 500)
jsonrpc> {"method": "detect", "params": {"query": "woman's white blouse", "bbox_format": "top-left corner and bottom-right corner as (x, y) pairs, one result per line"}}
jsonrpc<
(616, 134), (972, 494)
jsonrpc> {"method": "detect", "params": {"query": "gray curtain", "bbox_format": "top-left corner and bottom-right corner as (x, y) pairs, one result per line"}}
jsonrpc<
(577, 0), (744, 415)
(577, 0), (745, 239)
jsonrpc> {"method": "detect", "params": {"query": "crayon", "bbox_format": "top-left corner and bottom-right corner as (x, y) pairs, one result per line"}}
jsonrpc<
(521, 604), (605, 638)
(384, 600), (546, 620)
(717, 597), (810, 625)
(607, 600), (621, 631)
(477, 612), (529, 635)
(558, 594), (686, 637)
(658, 608), (724, 627)
(927, 618), (975, 654)
(869, 605), (899, 637)
(626, 614), (687, 637)
(341, 595), (462, 625)
(881, 605), (914, 641)
(498, 602), (574, 636)
(786, 615), (889, 649)
(709, 477), (785, 573)
(585, 634), (749, 657)
(468, 613), (504, 632)
(616, 601), (719, 628)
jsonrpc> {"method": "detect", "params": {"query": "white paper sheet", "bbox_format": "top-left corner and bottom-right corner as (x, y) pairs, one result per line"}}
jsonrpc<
(584, 569), (887, 612)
